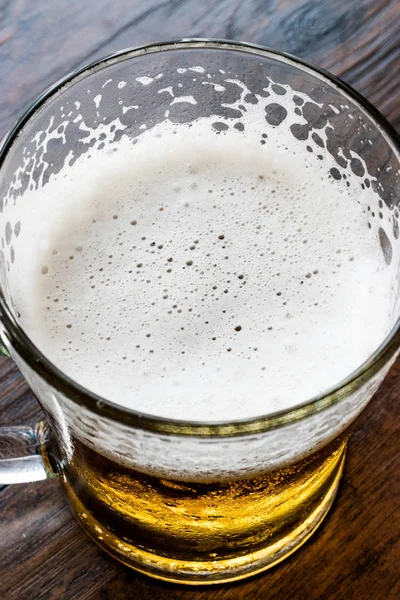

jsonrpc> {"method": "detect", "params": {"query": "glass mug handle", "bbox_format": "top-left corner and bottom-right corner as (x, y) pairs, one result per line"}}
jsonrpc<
(0, 344), (57, 484)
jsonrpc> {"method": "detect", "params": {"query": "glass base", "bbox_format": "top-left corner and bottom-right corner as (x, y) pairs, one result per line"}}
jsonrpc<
(64, 442), (346, 585)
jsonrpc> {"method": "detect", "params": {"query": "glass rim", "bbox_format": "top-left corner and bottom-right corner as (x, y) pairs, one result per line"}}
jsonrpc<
(0, 38), (399, 437)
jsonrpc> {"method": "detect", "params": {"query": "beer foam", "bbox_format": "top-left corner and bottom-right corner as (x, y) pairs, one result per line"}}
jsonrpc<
(9, 106), (399, 421)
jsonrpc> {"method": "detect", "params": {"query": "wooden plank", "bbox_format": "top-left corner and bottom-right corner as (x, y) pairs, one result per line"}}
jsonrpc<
(0, 0), (399, 598)
(0, 0), (398, 137)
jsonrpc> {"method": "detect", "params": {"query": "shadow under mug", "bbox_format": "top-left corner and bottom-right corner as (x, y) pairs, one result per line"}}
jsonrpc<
(0, 39), (399, 585)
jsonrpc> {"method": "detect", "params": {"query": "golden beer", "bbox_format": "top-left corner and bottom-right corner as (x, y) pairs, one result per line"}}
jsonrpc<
(63, 434), (347, 583)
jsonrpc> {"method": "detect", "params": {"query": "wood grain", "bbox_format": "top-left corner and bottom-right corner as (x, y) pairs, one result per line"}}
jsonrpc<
(0, 1), (399, 598)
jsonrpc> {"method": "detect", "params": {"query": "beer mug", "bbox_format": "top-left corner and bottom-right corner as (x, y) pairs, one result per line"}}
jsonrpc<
(0, 40), (399, 584)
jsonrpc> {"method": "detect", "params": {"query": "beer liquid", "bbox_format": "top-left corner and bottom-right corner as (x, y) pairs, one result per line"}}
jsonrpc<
(11, 111), (397, 420)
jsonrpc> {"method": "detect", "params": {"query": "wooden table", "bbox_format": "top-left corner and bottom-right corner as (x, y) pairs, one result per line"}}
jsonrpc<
(0, 1), (399, 598)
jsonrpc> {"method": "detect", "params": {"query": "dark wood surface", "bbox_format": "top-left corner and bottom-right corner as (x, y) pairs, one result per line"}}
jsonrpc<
(0, 1), (399, 598)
